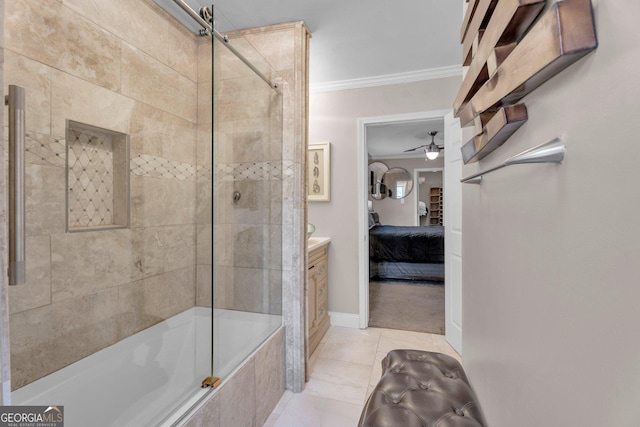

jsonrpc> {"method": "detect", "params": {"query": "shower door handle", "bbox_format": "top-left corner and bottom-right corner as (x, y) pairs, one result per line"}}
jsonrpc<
(6, 85), (26, 286)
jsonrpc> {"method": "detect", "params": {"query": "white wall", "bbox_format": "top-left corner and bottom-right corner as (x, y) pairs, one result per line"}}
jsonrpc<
(462, 1), (640, 425)
(308, 77), (460, 314)
(370, 157), (443, 226)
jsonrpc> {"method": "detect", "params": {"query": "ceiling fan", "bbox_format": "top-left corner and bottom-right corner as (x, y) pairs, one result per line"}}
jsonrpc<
(403, 131), (442, 160)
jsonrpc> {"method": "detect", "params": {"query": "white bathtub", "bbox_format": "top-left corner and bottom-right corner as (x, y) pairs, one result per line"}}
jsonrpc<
(12, 307), (281, 427)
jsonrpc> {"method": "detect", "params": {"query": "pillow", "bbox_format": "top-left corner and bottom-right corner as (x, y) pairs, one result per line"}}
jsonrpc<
(369, 212), (381, 229)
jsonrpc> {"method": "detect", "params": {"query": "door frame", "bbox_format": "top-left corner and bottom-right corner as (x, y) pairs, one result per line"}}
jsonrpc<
(443, 111), (463, 354)
(356, 109), (451, 329)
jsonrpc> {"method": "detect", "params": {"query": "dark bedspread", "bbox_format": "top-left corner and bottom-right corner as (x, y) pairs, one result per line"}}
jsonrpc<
(369, 261), (444, 282)
(369, 225), (444, 263)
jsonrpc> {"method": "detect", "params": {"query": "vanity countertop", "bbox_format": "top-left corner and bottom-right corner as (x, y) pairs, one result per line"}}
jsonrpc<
(307, 237), (331, 252)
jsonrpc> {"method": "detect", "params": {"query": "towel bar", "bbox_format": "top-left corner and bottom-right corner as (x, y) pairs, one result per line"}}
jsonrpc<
(461, 138), (565, 184)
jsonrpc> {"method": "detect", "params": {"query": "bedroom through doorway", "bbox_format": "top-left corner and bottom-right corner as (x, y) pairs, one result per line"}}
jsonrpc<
(363, 112), (447, 334)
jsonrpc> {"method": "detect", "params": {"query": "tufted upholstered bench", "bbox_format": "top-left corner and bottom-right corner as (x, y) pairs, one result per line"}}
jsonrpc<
(358, 349), (487, 427)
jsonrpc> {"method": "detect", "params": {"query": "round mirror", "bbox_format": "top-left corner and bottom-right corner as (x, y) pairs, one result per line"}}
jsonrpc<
(382, 167), (413, 199)
(368, 162), (389, 200)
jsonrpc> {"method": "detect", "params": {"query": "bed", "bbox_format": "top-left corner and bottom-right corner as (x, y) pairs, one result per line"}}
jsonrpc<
(369, 217), (444, 282)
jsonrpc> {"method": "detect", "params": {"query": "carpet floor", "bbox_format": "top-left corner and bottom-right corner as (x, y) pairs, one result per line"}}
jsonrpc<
(368, 280), (445, 334)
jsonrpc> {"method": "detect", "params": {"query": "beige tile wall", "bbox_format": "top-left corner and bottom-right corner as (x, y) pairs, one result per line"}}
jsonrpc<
(183, 326), (285, 427)
(2, 0), (305, 401)
(198, 22), (309, 393)
(240, 22), (310, 393)
(195, 39), (213, 309)
(205, 35), (285, 316)
(4, 0), (201, 389)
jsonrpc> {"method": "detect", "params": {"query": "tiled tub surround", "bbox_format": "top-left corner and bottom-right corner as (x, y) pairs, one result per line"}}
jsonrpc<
(8, 128), (201, 387)
(5, 0), (201, 390)
(12, 308), (285, 427)
(3, 2), (302, 421)
(194, 23), (310, 394)
(182, 323), (285, 427)
(206, 22), (311, 391)
(12, 308), (209, 426)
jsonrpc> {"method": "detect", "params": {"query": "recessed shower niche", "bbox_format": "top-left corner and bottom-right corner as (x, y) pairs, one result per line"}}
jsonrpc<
(65, 120), (130, 232)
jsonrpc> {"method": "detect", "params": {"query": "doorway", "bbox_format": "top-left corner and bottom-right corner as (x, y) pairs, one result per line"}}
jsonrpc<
(357, 109), (450, 333)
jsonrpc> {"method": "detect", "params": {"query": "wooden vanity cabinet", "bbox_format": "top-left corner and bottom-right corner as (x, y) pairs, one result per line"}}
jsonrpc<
(308, 243), (330, 354)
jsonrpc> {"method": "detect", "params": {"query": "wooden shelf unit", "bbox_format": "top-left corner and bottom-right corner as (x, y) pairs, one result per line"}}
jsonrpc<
(429, 187), (444, 226)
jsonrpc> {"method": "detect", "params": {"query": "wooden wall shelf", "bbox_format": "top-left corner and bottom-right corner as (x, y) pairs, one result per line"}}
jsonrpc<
(454, 0), (598, 163)
(461, 0), (498, 66)
(461, 104), (528, 164)
(461, 0), (481, 44)
(457, 0), (546, 108)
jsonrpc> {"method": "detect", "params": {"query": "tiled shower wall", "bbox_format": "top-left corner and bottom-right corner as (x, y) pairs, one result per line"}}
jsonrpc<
(240, 23), (310, 393)
(1, 0), (307, 398)
(201, 22), (310, 391)
(4, 0), (201, 389)
(201, 35), (285, 315)
(185, 25), (307, 414)
(181, 22), (309, 422)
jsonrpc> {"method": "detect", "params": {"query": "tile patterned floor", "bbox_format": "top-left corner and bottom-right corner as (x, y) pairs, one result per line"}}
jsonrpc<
(263, 326), (461, 427)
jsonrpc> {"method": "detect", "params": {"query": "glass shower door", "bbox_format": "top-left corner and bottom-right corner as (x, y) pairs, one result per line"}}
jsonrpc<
(210, 7), (284, 380)
(3, 0), (213, 425)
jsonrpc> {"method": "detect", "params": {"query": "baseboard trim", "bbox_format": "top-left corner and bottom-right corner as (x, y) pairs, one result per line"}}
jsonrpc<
(329, 311), (361, 329)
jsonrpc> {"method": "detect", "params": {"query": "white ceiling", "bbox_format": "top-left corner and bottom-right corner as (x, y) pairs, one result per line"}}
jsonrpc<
(366, 119), (445, 160)
(155, 0), (462, 157)
(157, 0), (462, 85)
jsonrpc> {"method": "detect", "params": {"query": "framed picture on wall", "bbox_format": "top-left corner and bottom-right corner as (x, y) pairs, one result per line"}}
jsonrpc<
(308, 142), (331, 202)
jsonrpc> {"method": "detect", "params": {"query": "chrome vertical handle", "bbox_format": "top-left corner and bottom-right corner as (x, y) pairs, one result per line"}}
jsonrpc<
(6, 85), (26, 286)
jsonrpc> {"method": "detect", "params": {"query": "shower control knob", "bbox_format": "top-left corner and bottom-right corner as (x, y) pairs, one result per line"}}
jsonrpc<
(233, 191), (241, 203)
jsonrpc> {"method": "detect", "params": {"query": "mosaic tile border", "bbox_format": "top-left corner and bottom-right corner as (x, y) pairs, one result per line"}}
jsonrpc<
(20, 133), (199, 181)
(215, 160), (294, 182)
(130, 154), (197, 181)
(197, 165), (212, 182)
(20, 134), (292, 184)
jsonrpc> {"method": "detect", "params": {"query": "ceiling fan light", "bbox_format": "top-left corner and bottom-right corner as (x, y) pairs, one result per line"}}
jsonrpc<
(425, 144), (439, 160)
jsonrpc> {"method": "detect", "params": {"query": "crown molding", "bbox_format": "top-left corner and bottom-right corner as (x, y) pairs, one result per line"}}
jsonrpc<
(310, 65), (463, 93)
(369, 153), (427, 161)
